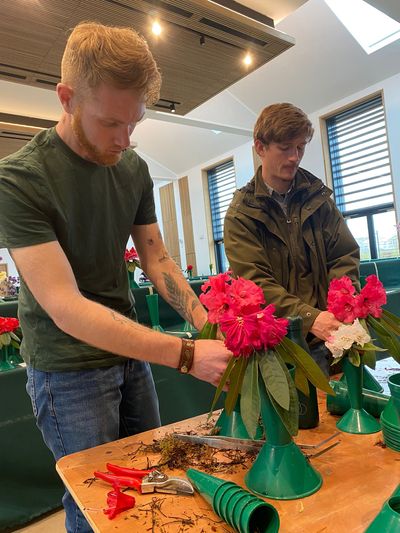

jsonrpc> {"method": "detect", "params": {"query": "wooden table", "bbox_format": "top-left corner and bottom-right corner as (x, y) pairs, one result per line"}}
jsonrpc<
(57, 392), (400, 533)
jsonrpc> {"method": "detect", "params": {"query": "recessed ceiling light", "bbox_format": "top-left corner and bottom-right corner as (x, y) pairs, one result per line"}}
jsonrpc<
(243, 53), (253, 66)
(152, 21), (162, 36)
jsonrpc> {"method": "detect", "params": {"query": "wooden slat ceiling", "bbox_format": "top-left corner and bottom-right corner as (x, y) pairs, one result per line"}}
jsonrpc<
(0, 0), (294, 115)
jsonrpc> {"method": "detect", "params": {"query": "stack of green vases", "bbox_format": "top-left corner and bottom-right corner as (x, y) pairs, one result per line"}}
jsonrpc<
(186, 468), (280, 533)
(380, 373), (400, 451)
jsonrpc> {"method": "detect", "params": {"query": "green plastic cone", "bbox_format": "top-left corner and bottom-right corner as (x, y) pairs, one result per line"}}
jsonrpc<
(336, 359), (380, 434)
(186, 468), (230, 506)
(215, 396), (263, 440)
(187, 469), (280, 533)
(145, 294), (164, 332)
(340, 364), (384, 393)
(245, 366), (322, 500)
(365, 485), (400, 532)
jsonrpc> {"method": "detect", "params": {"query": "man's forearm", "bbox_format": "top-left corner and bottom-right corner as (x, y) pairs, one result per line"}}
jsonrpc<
(145, 256), (208, 331)
(53, 292), (182, 367)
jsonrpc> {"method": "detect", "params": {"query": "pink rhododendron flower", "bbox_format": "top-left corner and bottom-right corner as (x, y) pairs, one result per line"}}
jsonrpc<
(200, 272), (232, 324)
(229, 277), (265, 314)
(358, 275), (387, 318)
(219, 308), (260, 357)
(257, 306), (289, 349)
(328, 293), (361, 323)
(327, 276), (359, 323)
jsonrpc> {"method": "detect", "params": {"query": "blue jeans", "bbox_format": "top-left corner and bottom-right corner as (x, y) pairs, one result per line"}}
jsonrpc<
(26, 360), (160, 533)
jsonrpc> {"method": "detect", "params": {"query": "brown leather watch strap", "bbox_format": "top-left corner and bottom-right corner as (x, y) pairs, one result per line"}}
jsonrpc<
(178, 338), (195, 374)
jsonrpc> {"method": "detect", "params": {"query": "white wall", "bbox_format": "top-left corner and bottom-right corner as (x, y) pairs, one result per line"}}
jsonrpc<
(301, 71), (400, 223)
(184, 139), (254, 275)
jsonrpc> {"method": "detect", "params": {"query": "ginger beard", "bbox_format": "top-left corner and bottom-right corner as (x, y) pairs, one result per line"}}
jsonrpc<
(71, 106), (122, 167)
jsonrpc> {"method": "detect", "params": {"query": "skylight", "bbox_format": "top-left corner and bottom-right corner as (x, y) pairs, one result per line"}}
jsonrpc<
(325, 0), (400, 54)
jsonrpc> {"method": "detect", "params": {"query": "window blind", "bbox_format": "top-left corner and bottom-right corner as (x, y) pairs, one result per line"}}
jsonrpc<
(207, 160), (236, 242)
(326, 95), (393, 215)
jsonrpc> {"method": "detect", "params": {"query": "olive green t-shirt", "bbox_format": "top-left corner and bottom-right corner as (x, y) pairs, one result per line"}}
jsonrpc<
(0, 128), (157, 371)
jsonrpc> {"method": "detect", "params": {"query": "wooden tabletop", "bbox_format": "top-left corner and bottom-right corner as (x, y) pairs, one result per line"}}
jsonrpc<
(57, 391), (400, 533)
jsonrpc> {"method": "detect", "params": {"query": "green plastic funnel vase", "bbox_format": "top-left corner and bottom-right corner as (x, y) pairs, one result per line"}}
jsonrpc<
(215, 395), (263, 440)
(336, 359), (381, 434)
(145, 294), (164, 332)
(245, 367), (322, 500)
(340, 364), (384, 393)
(186, 468), (280, 533)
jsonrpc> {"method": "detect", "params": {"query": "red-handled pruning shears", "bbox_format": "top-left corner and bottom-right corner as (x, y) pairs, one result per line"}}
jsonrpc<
(94, 463), (194, 495)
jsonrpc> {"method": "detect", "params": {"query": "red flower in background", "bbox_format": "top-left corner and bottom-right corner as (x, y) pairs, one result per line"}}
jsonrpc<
(124, 247), (139, 262)
(0, 317), (19, 334)
(186, 264), (193, 272)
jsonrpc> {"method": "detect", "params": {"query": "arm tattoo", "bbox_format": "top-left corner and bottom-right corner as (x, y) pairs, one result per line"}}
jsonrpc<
(110, 310), (133, 327)
(163, 272), (199, 322)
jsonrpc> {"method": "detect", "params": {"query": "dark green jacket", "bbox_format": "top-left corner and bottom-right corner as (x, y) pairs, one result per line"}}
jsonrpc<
(224, 167), (360, 336)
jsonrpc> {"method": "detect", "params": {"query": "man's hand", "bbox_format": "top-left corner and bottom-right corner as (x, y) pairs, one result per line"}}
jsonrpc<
(190, 339), (232, 386)
(310, 311), (342, 341)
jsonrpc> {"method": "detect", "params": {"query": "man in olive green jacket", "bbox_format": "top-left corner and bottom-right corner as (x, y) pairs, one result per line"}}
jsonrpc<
(224, 103), (360, 372)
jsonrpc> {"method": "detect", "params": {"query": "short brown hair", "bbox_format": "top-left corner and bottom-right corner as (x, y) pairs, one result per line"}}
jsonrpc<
(253, 103), (314, 145)
(61, 21), (161, 104)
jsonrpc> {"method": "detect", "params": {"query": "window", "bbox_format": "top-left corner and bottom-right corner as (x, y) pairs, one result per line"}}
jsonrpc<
(325, 94), (399, 259)
(207, 160), (236, 273)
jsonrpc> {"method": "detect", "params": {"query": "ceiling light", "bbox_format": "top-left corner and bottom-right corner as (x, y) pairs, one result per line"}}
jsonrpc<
(152, 21), (162, 36)
(243, 53), (253, 66)
(169, 103), (176, 113)
(200, 35), (206, 46)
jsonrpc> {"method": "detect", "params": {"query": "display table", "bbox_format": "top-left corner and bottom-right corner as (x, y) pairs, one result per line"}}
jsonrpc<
(56, 394), (399, 533)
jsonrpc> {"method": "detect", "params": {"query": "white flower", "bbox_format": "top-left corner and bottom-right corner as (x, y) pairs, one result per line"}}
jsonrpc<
(325, 319), (371, 358)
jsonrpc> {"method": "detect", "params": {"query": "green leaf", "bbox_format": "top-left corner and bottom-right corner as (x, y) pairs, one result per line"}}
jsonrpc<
(258, 350), (290, 410)
(280, 337), (334, 396)
(198, 321), (218, 340)
(10, 332), (21, 343)
(368, 316), (400, 363)
(240, 355), (260, 438)
(382, 310), (400, 335)
(361, 348), (376, 370)
(262, 352), (299, 436)
(348, 348), (361, 367)
(225, 356), (248, 415)
(361, 341), (386, 352)
(294, 367), (310, 396)
(209, 356), (236, 415)
(0, 332), (11, 346)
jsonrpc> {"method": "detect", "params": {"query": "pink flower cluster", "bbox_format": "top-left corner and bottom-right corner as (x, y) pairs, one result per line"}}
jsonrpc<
(200, 273), (288, 357)
(327, 275), (387, 324)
